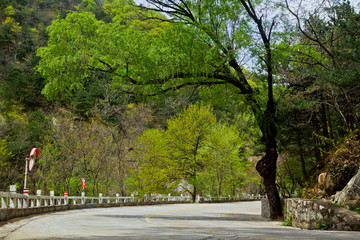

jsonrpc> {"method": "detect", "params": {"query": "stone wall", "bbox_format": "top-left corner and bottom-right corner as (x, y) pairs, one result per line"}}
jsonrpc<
(261, 198), (270, 219)
(285, 198), (360, 231)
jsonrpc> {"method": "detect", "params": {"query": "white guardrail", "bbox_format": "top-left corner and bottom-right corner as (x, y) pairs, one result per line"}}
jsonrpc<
(0, 192), (265, 209)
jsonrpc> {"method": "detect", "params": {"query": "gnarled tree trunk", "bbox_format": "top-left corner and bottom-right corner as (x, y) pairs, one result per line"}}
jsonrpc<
(255, 111), (283, 219)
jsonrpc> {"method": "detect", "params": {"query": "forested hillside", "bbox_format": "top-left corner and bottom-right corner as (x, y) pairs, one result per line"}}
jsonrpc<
(0, 0), (359, 219)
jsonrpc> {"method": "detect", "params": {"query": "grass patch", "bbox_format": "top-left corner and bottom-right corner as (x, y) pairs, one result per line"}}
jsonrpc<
(281, 209), (292, 226)
(348, 204), (360, 214)
(316, 220), (328, 230)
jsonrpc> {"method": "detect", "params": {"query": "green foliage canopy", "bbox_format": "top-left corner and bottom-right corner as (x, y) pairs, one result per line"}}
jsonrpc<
(132, 103), (249, 199)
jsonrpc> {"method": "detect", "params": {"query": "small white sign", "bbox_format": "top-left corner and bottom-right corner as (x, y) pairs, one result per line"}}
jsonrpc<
(10, 185), (17, 192)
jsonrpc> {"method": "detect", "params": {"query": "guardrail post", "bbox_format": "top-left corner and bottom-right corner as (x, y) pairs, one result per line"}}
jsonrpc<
(168, 193), (171, 201)
(131, 193), (134, 202)
(49, 191), (54, 206)
(9, 194), (16, 208)
(64, 196), (68, 205)
(30, 197), (35, 208)
(17, 195), (22, 208)
(22, 195), (28, 208)
(36, 190), (42, 207)
(44, 196), (48, 207)
(1, 195), (7, 208)
(99, 193), (103, 204)
(81, 192), (85, 204)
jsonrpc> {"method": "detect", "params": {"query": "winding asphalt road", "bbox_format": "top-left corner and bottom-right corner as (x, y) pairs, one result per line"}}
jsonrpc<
(1, 201), (359, 239)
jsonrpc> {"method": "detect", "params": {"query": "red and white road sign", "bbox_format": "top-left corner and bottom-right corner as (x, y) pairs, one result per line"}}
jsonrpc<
(23, 188), (29, 194)
(64, 192), (68, 196)
(81, 178), (86, 191)
(28, 148), (38, 171)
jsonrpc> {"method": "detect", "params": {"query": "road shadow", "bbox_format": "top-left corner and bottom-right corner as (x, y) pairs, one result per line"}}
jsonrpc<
(95, 213), (268, 222)
(221, 213), (267, 222)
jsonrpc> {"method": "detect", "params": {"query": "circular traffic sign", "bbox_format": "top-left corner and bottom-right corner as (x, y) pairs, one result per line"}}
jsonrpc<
(28, 148), (38, 171)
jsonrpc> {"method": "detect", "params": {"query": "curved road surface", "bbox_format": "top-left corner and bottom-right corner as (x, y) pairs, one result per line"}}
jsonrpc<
(1, 201), (359, 239)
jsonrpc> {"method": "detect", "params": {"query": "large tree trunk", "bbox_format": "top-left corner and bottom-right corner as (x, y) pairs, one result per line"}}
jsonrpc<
(256, 136), (283, 219)
(255, 102), (283, 219)
(192, 180), (197, 203)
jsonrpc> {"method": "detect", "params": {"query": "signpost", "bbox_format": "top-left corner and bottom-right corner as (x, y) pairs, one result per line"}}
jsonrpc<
(81, 178), (86, 191)
(24, 148), (38, 195)
(10, 185), (17, 193)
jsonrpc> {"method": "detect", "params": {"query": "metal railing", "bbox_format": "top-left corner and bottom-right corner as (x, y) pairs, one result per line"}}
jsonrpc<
(0, 192), (265, 209)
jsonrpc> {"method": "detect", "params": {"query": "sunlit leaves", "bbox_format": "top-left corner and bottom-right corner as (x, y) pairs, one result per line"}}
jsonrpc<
(133, 103), (250, 196)
(37, 11), (102, 100)
(0, 139), (13, 167)
(133, 128), (170, 193)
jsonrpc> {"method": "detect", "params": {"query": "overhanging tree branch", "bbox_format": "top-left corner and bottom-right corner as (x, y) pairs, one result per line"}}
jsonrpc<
(146, 80), (226, 97)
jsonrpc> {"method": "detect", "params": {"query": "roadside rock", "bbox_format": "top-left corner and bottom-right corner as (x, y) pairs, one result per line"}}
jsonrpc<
(334, 168), (360, 207)
(324, 173), (337, 195)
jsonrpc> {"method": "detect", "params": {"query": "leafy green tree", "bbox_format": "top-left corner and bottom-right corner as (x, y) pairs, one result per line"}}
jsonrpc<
(132, 103), (251, 200)
(283, 0), (360, 133)
(0, 139), (14, 190)
(165, 104), (216, 200)
(201, 123), (247, 196)
(268, 1), (360, 196)
(37, 0), (283, 217)
(132, 128), (171, 195)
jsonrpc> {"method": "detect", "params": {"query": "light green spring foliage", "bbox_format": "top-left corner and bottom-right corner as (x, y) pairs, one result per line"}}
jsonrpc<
(200, 123), (248, 195)
(133, 103), (250, 196)
(0, 139), (13, 167)
(35, 0), (237, 101)
(133, 128), (170, 193)
(36, 0), (167, 100)
(166, 104), (216, 174)
(36, 11), (101, 100)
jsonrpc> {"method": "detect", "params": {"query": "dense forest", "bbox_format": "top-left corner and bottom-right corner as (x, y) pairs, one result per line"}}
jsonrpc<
(0, 0), (359, 219)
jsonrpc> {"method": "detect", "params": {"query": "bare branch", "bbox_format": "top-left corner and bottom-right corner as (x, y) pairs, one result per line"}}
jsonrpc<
(146, 80), (226, 97)
(285, 0), (336, 65)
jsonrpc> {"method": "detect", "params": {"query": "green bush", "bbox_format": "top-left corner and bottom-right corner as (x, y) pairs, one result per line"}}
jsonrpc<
(281, 209), (292, 226)
(316, 220), (328, 230)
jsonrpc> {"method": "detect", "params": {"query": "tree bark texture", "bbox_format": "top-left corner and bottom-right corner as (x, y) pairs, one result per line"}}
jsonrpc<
(255, 108), (283, 219)
(256, 135), (283, 219)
